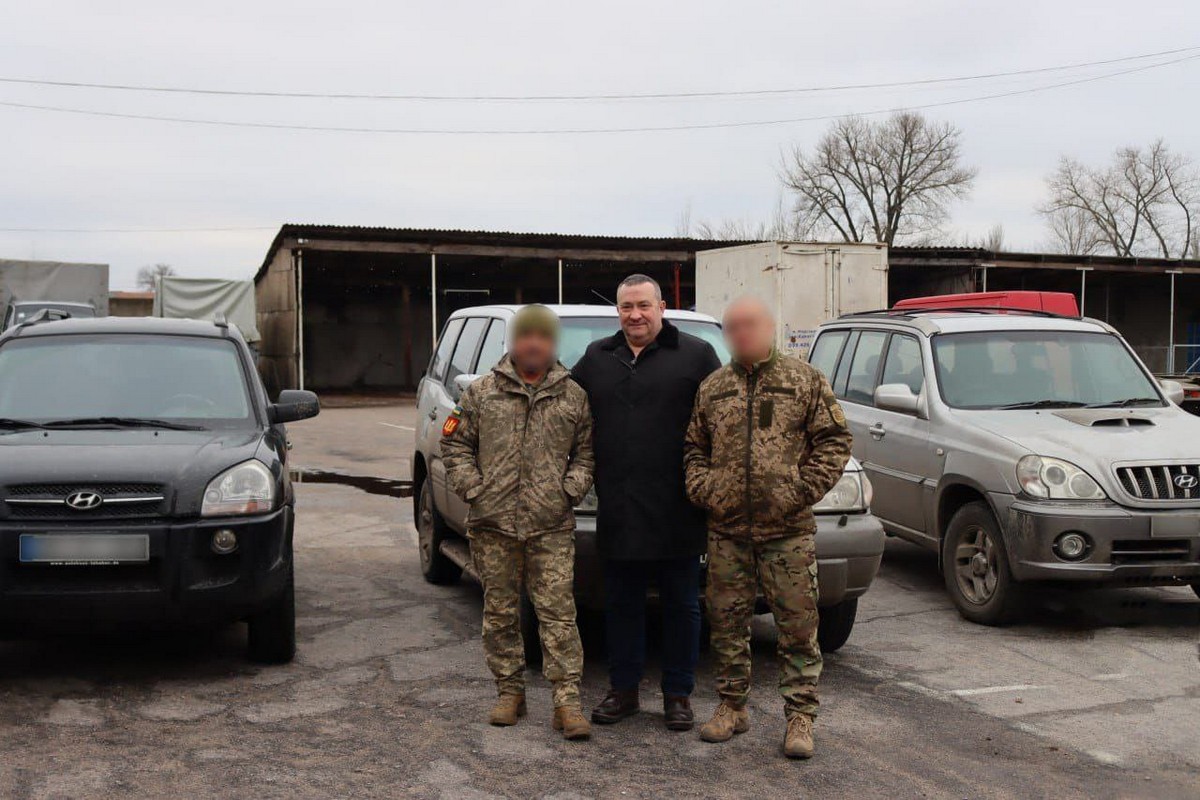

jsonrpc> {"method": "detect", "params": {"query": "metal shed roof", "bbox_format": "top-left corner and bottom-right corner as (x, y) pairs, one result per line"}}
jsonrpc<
(255, 224), (752, 282)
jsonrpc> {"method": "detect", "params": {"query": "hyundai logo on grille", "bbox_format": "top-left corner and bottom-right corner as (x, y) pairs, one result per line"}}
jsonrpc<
(65, 491), (104, 510)
(1173, 474), (1198, 490)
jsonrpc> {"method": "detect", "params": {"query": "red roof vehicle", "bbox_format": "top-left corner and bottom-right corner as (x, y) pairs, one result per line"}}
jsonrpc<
(892, 290), (1080, 317)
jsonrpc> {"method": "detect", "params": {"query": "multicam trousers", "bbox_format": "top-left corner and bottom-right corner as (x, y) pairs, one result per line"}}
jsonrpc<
(706, 532), (822, 718)
(469, 528), (583, 707)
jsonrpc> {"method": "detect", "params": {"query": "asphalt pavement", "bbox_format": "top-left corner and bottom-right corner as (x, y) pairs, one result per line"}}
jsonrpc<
(0, 402), (1196, 799)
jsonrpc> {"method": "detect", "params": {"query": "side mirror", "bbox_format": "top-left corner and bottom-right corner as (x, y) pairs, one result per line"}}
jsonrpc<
(269, 389), (321, 424)
(875, 383), (921, 415)
(453, 374), (481, 395)
(1159, 379), (1185, 406)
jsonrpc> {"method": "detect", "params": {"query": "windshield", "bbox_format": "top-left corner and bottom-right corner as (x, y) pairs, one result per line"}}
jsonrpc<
(0, 335), (254, 427)
(932, 330), (1163, 410)
(558, 317), (730, 367)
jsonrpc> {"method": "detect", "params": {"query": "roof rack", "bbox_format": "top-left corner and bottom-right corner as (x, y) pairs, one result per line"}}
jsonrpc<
(213, 313), (229, 330)
(839, 306), (1076, 320)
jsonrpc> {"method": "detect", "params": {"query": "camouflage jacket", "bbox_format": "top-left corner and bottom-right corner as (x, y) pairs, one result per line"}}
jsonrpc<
(442, 356), (594, 539)
(684, 350), (852, 540)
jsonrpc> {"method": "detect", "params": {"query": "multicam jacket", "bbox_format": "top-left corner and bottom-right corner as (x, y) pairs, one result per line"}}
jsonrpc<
(443, 355), (595, 539)
(684, 350), (852, 541)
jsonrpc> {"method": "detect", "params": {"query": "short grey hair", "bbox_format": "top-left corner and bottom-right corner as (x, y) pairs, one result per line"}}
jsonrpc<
(616, 273), (662, 301)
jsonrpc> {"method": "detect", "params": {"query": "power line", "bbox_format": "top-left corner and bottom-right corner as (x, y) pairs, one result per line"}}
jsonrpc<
(0, 55), (1194, 135)
(0, 45), (1195, 102)
(0, 225), (275, 233)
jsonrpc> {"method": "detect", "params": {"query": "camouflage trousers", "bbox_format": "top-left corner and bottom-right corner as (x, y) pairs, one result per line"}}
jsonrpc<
(706, 532), (822, 718)
(469, 529), (583, 707)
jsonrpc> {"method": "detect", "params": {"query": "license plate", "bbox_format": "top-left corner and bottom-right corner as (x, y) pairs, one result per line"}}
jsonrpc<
(19, 534), (150, 565)
(1149, 515), (1200, 539)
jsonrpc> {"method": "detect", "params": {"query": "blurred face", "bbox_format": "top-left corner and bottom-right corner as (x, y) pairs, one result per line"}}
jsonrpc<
(510, 330), (556, 377)
(723, 300), (775, 366)
(617, 281), (666, 348)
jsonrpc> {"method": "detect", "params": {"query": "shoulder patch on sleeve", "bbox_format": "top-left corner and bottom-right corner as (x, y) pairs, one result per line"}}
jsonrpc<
(441, 415), (461, 437)
(826, 396), (847, 427)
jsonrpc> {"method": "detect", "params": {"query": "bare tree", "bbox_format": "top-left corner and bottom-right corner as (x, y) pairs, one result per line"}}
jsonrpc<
(137, 263), (176, 290)
(687, 195), (803, 241)
(673, 202), (693, 237)
(1041, 140), (1198, 258)
(1043, 206), (1103, 255)
(781, 112), (976, 245)
(956, 223), (1006, 251)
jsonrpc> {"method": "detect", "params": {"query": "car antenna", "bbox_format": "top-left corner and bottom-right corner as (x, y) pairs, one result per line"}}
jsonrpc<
(590, 290), (616, 306)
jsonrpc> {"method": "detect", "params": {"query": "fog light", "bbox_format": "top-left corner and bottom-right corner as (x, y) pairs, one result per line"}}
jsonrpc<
(1053, 532), (1090, 561)
(211, 529), (239, 555)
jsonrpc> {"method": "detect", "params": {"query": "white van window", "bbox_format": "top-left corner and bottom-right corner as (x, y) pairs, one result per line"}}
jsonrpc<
(430, 318), (464, 383)
(475, 319), (506, 374)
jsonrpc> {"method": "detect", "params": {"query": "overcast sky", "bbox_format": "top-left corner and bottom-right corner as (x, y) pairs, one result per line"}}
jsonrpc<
(2, 1), (1197, 289)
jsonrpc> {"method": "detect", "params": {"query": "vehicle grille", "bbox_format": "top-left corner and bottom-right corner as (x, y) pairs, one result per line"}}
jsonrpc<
(1115, 464), (1200, 501)
(1110, 539), (1193, 565)
(2, 484), (166, 520)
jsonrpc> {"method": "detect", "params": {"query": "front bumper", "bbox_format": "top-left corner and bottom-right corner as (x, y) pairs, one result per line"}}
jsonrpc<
(998, 495), (1200, 584)
(0, 506), (293, 632)
(568, 510), (886, 610)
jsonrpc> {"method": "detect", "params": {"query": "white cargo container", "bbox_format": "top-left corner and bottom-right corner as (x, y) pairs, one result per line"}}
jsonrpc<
(695, 241), (888, 358)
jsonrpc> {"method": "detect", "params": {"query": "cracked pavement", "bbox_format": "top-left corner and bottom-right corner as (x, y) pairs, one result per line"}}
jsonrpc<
(0, 402), (1196, 799)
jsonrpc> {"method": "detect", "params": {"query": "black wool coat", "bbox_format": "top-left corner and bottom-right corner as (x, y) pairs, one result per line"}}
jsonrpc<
(571, 319), (722, 560)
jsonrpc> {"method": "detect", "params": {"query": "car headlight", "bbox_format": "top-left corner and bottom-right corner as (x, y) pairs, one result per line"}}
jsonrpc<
(574, 486), (599, 514)
(814, 472), (867, 513)
(202, 460), (276, 517)
(1016, 455), (1106, 501)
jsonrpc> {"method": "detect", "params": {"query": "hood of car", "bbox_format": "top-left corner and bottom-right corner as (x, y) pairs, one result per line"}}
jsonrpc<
(966, 406), (1200, 496)
(0, 428), (267, 518)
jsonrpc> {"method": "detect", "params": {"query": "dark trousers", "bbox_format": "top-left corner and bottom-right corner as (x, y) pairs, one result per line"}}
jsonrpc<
(603, 556), (702, 697)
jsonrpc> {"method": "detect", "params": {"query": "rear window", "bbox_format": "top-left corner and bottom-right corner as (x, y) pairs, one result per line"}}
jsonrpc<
(558, 317), (730, 367)
(0, 334), (253, 426)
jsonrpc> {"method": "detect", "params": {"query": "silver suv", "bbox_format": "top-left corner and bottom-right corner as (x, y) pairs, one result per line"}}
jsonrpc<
(412, 304), (885, 653)
(811, 308), (1200, 624)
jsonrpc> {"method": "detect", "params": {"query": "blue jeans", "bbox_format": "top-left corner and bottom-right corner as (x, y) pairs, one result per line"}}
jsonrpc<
(603, 557), (702, 697)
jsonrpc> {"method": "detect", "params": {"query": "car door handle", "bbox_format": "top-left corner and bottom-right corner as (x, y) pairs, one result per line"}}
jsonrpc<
(869, 423), (886, 440)
(428, 409), (438, 420)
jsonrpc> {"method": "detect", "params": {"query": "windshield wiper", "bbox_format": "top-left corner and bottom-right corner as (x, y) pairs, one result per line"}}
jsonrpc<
(0, 418), (49, 430)
(1085, 397), (1163, 408)
(40, 416), (205, 431)
(995, 400), (1089, 410)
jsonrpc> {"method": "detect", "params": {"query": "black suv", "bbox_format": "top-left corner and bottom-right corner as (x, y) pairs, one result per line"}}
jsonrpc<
(0, 315), (319, 662)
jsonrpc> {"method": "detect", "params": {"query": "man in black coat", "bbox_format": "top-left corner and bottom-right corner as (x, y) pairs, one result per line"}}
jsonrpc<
(571, 274), (722, 731)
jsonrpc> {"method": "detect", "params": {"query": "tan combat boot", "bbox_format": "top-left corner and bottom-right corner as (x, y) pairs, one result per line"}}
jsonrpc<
(552, 706), (592, 740)
(488, 694), (527, 726)
(784, 714), (815, 759)
(699, 701), (750, 743)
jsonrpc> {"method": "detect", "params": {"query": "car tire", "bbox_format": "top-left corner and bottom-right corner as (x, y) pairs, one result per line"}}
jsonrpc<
(520, 592), (543, 667)
(817, 597), (858, 653)
(417, 477), (462, 585)
(247, 566), (296, 664)
(942, 502), (1023, 626)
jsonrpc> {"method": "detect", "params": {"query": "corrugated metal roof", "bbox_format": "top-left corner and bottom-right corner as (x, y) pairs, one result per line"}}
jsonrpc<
(255, 224), (753, 282)
(890, 246), (1200, 271)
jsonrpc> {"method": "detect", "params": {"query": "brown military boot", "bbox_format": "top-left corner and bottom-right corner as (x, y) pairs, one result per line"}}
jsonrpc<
(552, 706), (592, 740)
(699, 701), (750, 743)
(783, 714), (815, 759)
(488, 694), (527, 726)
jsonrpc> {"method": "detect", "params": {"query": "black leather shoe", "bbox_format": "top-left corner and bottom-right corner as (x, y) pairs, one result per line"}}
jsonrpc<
(591, 689), (640, 724)
(663, 695), (694, 731)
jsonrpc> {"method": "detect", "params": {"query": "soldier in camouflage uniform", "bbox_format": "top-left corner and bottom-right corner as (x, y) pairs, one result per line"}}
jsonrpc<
(442, 305), (595, 740)
(684, 295), (852, 759)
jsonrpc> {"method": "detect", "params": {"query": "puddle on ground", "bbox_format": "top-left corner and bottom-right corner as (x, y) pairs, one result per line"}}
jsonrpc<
(289, 468), (413, 498)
